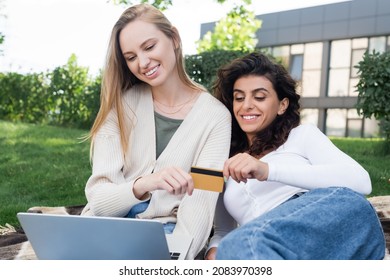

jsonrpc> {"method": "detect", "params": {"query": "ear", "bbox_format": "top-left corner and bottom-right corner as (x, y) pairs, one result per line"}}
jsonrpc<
(278, 98), (289, 115)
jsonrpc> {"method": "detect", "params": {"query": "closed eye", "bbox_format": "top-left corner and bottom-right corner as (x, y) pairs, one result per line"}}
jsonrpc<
(145, 44), (155, 51)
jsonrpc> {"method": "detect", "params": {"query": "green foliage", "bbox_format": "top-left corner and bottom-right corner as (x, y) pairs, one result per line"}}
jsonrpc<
(110, 0), (172, 10)
(0, 54), (101, 130)
(0, 72), (50, 123)
(110, 0), (236, 10)
(197, 5), (261, 53)
(355, 50), (390, 140)
(47, 54), (98, 129)
(185, 50), (247, 92)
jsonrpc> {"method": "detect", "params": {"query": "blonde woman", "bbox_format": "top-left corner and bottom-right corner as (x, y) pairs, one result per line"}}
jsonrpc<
(81, 4), (231, 260)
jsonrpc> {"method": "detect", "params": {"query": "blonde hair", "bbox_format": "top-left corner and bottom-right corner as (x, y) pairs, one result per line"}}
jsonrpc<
(89, 4), (205, 158)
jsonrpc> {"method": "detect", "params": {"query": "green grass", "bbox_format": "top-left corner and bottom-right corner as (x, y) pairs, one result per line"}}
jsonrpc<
(0, 121), (389, 228)
(330, 137), (390, 196)
(0, 120), (90, 227)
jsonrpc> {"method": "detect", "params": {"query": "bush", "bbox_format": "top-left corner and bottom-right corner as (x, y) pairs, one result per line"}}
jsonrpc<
(185, 50), (247, 92)
(355, 50), (390, 140)
(0, 54), (101, 130)
(1, 50), (251, 128)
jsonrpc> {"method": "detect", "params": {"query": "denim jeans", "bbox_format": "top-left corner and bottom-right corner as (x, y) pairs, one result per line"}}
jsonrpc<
(127, 201), (175, 234)
(216, 187), (386, 260)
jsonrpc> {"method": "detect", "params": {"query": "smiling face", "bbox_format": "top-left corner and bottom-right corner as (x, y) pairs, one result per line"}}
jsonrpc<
(233, 75), (289, 145)
(119, 19), (178, 87)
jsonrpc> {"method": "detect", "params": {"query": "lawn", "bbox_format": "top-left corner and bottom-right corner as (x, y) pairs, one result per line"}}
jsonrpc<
(0, 120), (90, 227)
(0, 120), (389, 228)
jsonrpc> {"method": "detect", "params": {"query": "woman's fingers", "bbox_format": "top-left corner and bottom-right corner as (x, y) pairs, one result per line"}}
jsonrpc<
(155, 167), (194, 196)
(223, 153), (260, 183)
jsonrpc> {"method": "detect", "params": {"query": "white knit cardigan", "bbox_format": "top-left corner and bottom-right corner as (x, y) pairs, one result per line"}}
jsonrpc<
(82, 84), (232, 259)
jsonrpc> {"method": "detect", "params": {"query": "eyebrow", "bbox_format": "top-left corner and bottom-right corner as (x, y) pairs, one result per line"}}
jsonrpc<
(122, 38), (156, 56)
(233, 87), (270, 94)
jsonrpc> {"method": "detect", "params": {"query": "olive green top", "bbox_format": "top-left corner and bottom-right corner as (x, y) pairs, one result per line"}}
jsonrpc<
(154, 111), (183, 158)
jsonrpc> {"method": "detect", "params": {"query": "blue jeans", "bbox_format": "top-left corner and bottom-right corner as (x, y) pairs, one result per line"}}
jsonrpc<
(216, 187), (386, 260)
(127, 201), (175, 234)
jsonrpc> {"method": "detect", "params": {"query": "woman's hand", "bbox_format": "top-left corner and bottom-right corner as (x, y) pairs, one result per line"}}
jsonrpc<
(205, 247), (217, 260)
(133, 167), (194, 199)
(223, 153), (269, 183)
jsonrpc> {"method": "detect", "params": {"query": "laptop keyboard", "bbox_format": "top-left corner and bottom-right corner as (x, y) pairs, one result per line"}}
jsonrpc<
(170, 251), (181, 260)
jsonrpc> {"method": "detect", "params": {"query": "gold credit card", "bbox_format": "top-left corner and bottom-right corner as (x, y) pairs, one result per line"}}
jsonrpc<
(190, 166), (224, 193)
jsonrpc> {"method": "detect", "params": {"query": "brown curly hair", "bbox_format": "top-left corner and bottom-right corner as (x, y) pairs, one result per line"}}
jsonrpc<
(213, 52), (301, 157)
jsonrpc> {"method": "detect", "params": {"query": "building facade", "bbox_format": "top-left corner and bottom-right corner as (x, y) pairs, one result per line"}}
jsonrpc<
(200, 0), (390, 138)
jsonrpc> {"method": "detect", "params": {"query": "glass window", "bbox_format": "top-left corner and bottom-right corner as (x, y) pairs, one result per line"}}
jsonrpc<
(347, 119), (362, 137)
(369, 36), (386, 53)
(273, 45), (290, 67)
(290, 54), (303, 81)
(330, 40), (351, 68)
(346, 109), (363, 137)
(363, 117), (380, 138)
(326, 109), (347, 137)
(351, 49), (366, 78)
(302, 70), (321, 97)
(349, 78), (359, 96)
(387, 36), (390, 51)
(291, 44), (304, 54)
(303, 42), (323, 70)
(328, 69), (349, 96)
(352, 38), (368, 49)
(260, 47), (272, 56)
(300, 109), (319, 126)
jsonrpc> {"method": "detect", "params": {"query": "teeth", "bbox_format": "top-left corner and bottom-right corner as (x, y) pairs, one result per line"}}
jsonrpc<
(243, 115), (257, 120)
(146, 66), (158, 76)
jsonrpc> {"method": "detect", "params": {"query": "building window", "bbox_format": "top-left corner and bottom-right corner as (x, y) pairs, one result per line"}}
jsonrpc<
(346, 109), (363, 137)
(351, 48), (366, 78)
(290, 54), (303, 81)
(301, 109), (319, 126)
(328, 40), (351, 97)
(387, 36), (390, 51)
(272, 46), (290, 67)
(369, 36), (386, 53)
(301, 42), (323, 97)
(326, 109), (347, 137)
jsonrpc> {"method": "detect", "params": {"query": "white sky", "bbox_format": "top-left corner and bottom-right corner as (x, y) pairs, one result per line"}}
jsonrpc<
(0, 0), (350, 75)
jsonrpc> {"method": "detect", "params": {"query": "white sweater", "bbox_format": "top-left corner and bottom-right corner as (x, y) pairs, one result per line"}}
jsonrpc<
(209, 124), (372, 248)
(82, 84), (232, 259)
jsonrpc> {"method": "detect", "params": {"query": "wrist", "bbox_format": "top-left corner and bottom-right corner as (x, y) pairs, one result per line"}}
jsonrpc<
(133, 177), (150, 200)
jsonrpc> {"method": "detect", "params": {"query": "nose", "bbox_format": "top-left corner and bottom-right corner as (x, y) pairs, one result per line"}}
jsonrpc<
(138, 53), (151, 68)
(242, 97), (254, 110)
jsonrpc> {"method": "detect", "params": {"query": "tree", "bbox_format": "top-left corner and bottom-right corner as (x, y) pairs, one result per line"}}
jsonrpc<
(355, 50), (390, 141)
(48, 54), (93, 128)
(111, 0), (172, 10)
(196, 4), (261, 52)
(111, 0), (240, 11)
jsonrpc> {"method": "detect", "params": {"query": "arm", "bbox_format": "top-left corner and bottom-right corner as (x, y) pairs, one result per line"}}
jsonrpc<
(84, 111), (149, 217)
(268, 124), (372, 194)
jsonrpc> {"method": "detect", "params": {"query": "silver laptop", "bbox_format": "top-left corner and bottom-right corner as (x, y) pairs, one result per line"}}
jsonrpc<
(17, 212), (193, 260)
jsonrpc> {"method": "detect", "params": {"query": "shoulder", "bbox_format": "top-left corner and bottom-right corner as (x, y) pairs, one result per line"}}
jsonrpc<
(290, 124), (323, 136)
(198, 92), (231, 117)
(286, 124), (326, 143)
(122, 83), (151, 104)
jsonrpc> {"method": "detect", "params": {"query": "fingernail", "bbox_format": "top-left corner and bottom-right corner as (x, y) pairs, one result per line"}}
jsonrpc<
(223, 176), (228, 183)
